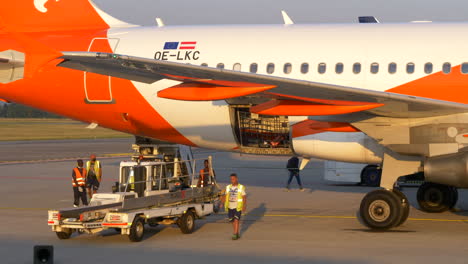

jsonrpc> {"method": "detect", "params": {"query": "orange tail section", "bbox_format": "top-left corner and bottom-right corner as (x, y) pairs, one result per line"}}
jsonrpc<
(0, 0), (127, 32)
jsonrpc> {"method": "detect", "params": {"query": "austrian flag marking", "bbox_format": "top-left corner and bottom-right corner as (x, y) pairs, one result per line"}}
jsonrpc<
(179, 42), (197, 49)
(163, 41), (197, 50)
(156, 41), (201, 61)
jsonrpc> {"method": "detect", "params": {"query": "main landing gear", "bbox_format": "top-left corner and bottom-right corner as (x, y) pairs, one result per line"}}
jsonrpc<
(360, 165), (382, 187)
(417, 182), (458, 213)
(359, 188), (410, 230)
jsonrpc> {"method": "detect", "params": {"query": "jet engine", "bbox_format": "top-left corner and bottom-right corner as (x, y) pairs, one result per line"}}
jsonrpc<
(292, 132), (383, 164)
(424, 152), (468, 188)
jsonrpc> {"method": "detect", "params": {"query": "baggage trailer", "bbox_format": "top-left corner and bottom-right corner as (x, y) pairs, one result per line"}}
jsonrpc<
(48, 144), (221, 242)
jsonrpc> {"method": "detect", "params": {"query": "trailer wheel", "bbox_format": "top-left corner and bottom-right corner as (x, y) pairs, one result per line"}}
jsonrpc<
(128, 217), (145, 242)
(179, 211), (195, 234)
(56, 228), (73, 240)
(213, 200), (221, 214)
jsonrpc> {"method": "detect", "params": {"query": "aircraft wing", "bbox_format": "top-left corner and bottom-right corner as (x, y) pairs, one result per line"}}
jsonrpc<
(58, 51), (468, 118)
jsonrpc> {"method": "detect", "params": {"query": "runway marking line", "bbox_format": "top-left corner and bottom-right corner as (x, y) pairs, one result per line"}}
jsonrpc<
(223, 213), (468, 223)
(0, 207), (466, 223)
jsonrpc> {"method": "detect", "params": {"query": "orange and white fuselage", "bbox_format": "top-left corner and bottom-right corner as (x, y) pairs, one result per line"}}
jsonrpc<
(1, 0), (468, 164)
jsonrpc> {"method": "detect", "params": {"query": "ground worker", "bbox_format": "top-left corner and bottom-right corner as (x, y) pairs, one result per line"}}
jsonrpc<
(72, 159), (88, 207)
(197, 159), (216, 187)
(86, 154), (102, 199)
(286, 156), (304, 191)
(221, 173), (247, 240)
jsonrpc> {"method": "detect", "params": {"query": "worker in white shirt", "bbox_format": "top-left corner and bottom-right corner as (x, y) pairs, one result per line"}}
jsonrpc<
(221, 173), (247, 240)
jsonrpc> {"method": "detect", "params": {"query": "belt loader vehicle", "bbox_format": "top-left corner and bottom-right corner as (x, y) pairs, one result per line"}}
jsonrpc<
(48, 144), (221, 242)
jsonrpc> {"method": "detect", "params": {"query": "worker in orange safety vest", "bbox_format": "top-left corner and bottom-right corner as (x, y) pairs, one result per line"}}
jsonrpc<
(197, 159), (215, 187)
(72, 159), (88, 207)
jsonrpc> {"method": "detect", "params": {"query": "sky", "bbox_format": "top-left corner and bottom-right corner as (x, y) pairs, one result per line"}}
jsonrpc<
(93, 0), (468, 26)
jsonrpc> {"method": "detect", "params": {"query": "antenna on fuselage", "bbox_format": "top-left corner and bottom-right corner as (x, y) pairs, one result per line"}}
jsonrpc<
(358, 16), (380, 23)
(281, 10), (294, 25)
(155, 17), (165, 27)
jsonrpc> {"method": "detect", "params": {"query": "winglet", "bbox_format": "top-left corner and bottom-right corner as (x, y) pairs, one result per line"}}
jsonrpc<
(281, 10), (294, 25)
(155, 17), (165, 27)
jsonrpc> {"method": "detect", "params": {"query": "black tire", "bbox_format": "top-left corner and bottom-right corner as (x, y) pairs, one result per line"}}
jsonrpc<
(392, 189), (410, 227)
(359, 189), (403, 231)
(147, 218), (159, 228)
(449, 187), (459, 209)
(128, 217), (145, 242)
(56, 228), (73, 240)
(417, 182), (455, 213)
(361, 165), (382, 187)
(113, 228), (121, 233)
(178, 211), (195, 234)
(213, 200), (220, 214)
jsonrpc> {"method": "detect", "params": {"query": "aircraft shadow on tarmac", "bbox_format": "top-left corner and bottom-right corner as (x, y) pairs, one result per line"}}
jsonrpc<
(98, 227), (163, 241)
(307, 183), (371, 194)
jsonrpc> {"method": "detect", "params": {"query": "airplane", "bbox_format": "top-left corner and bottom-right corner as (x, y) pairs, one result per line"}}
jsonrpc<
(1, 0), (468, 231)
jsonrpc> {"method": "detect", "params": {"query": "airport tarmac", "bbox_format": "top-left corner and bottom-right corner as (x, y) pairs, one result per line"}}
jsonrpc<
(1, 139), (468, 264)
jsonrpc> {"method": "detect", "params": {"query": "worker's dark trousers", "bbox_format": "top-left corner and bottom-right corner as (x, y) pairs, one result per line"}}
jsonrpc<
(287, 171), (303, 187)
(73, 187), (88, 206)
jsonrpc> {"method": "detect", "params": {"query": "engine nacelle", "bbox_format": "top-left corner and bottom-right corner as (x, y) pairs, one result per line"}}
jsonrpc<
(424, 152), (468, 188)
(292, 132), (383, 164)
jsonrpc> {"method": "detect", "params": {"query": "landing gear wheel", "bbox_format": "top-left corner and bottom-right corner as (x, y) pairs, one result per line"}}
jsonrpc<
(361, 165), (382, 187)
(359, 189), (403, 231)
(128, 217), (145, 242)
(56, 228), (73, 240)
(449, 187), (459, 209)
(392, 189), (410, 227)
(417, 182), (456, 213)
(178, 211), (195, 234)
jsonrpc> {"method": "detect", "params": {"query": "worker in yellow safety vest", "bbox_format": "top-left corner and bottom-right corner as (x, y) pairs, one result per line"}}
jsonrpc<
(86, 154), (102, 199)
(72, 159), (88, 207)
(221, 173), (247, 240)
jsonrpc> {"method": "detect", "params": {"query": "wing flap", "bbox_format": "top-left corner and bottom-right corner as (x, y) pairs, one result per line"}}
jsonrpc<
(158, 82), (275, 101)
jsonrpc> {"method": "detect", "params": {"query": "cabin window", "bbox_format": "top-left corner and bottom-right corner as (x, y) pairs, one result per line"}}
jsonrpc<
(301, 63), (309, 74)
(406, 63), (415, 74)
(424, 63), (433, 74)
(284, 63), (292, 74)
(462, 63), (468, 74)
(335, 63), (344, 74)
(216, 63), (225, 69)
(233, 63), (242, 71)
(318, 63), (326, 74)
(267, 63), (275, 74)
(442, 63), (451, 74)
(370, 63), (379, 74)
(352, 63), (361, 74)
(250, 63), (258, 73)
(201, 63), (208, 67)
(388, 63), (397, 74)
